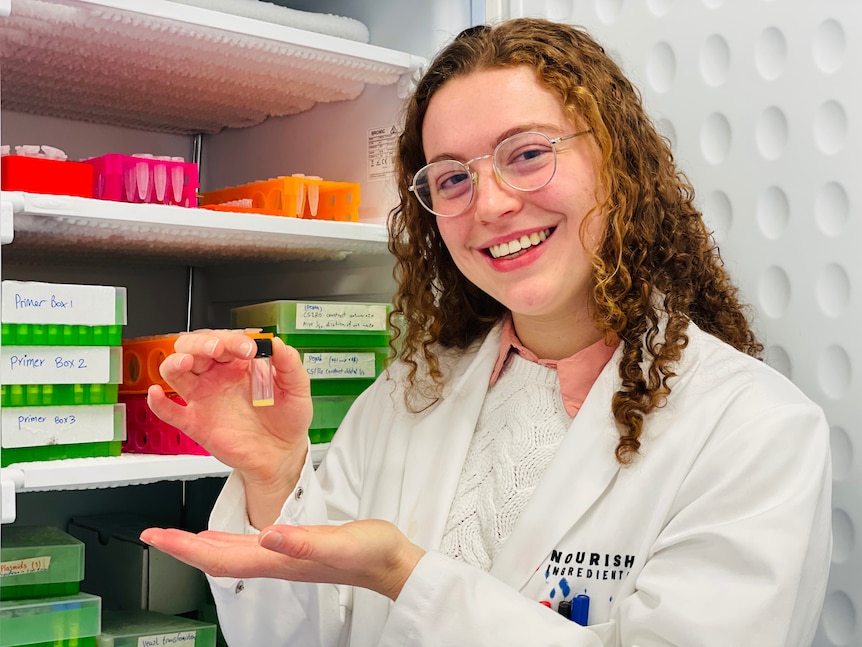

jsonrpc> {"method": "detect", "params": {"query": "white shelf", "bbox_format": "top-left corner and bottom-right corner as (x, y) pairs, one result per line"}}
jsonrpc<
(0, 443), (328, 494)
(0, 0), (424, 134)
(1, 191), (389, 262)
(1, 454), (231, 493)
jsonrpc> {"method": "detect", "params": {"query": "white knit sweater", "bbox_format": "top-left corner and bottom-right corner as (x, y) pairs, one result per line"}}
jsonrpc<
(439, 353), (573, 571)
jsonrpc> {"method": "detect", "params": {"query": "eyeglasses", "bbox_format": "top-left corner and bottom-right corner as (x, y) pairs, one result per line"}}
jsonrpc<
(409, 129), (592, 218)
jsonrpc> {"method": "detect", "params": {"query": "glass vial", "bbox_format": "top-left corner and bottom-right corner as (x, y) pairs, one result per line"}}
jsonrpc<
(251, 338), (274, 407)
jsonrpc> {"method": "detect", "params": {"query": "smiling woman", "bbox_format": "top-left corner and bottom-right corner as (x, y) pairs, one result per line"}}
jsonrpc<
(140, 17), (831, 647)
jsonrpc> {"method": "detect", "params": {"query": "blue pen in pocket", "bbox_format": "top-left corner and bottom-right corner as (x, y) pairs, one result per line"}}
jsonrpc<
(570, 594), (590, 626)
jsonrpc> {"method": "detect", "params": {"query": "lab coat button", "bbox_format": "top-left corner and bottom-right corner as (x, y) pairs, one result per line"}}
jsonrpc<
(235, 580), (245, 594)
(295, 487), (304, 500)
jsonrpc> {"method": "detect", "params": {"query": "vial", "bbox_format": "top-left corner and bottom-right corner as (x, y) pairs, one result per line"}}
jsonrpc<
(251, 338), (274, 407)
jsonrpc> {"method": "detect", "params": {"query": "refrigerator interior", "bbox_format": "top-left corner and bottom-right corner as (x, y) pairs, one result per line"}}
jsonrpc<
(0, 1), (474, 536)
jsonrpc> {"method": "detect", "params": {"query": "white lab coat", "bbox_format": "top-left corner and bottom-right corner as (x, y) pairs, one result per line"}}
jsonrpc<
(207, 321), (832, 647)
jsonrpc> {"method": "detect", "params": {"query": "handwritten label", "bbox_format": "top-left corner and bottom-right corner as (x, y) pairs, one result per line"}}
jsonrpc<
(1, 346), (120, 384)
(1, 280), (125, 325)
(295, 303), (387, 332)
(2, 404), (122, 448)
(137, 631), (197, 647)
(0, 556), (51, 578)
(302, 352), (377, 379)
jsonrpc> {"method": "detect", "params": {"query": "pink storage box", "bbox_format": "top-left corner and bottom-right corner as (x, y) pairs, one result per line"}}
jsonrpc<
(83, 154), (199, 207)
(120, 393), (209, 456)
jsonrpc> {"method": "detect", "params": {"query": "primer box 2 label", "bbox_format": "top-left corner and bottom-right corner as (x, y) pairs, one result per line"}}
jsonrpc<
(1, 346), (122, 385)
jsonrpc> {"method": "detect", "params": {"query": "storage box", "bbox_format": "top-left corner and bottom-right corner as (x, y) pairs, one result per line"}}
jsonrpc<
(119, 334), (179, 395)
(68, 514), (206, 615)
(309, 394), (357, 444)
(2, 323), (123, 347)
(199, 174), (360, 221)
(0, 155), (93, 198)
(1, 440), (121, 468)
(0, 526), (85, 601)
(120, 393), (208, 456)
(97, 610), (216, 647)
(0, 592), (101, 647)
(1, 383), (119, 408)
(82, 154), (198, 207)
(231, 300), (392, 348)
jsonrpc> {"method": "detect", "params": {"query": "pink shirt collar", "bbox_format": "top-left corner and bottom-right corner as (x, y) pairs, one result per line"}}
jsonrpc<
(489, 316), (618, 417)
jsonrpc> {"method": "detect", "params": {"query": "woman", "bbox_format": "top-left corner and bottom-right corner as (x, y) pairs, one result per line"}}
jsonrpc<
(142, 18), (831, 646)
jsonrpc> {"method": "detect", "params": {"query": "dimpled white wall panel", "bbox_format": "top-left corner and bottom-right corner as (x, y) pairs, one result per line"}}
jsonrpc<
(493, 1), (859, 645)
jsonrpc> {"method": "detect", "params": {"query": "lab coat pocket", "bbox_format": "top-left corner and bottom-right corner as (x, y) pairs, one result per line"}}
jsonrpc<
(586, 619), (617, 646)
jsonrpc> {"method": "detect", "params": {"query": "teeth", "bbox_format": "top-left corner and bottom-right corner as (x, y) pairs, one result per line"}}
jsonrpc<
(489, 228), (550, 259)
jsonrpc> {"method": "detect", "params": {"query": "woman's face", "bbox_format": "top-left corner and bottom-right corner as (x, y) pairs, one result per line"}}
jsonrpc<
(421, 66), (605, 329)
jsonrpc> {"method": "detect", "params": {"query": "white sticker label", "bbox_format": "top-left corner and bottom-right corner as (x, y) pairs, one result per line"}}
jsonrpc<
(2, 404), (121, 448)
(0, 556), (51, 577)
(295, 303), (387, 331)
(303, 352), (377, 379)
(367, 124), (399, 181)
(137, 631), (197, 647)
(1, 280), (122, 325)
(1, 346), (119, 384)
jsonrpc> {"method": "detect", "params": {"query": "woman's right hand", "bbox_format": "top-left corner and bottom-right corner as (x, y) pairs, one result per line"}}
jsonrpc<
(147, 330), (312, 527)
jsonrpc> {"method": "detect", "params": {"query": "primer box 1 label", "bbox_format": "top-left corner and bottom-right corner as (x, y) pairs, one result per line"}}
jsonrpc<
(2, 280), (127, 325)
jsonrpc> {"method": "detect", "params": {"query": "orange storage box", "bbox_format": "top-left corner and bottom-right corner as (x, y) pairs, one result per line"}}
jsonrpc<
(200, 175), (360, 221)
(121, 334), (180, 395)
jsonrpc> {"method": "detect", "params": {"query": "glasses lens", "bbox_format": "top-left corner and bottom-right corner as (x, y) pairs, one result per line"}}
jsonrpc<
(495, 132), (557, 191)
(413, 160), (473, 217)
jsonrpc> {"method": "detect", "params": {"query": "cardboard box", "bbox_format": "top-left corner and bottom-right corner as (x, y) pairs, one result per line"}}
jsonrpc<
(68, 513), (205, 615)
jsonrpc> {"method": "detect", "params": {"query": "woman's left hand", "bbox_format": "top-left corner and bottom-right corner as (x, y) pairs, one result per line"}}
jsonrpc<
(140, 520), (426, 601)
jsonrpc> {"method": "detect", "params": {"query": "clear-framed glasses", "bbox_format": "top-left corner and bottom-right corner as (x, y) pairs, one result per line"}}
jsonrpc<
(409, 129), (592, 218)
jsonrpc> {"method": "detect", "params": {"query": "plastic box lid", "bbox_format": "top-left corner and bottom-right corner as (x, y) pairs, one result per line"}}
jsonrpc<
(231, 300), (392, 348)
(0, 592), (101, 647)
(97, 609), (216, 647)
(0, 526), (84, 591)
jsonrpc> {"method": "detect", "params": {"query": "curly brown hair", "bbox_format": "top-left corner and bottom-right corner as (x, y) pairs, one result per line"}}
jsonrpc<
(388, 18), (762, 463)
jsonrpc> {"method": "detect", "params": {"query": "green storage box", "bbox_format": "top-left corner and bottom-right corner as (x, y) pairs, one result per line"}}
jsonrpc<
(1, 441), (122, 468)
(1, 323), (123, 347)
(231, 300), (392, 348)
(0, 592), (100, 647)
(1, 383), (119, 407)
(0, 527), (85, 600)
(309, 394), (357, 444)
(97, 610), (216, 647)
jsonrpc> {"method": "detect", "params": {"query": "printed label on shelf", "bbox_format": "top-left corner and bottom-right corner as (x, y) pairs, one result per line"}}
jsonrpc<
(302, 352), (377, 379)
(295, 303), (388, 331)
(1, 403), (123, 448)
(1, 346), (121, 384)
(0, 555), (52, 577)
(1, 280), (126, 325)
(367, 124), (399, 182)
(138, 630), (197, 646)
